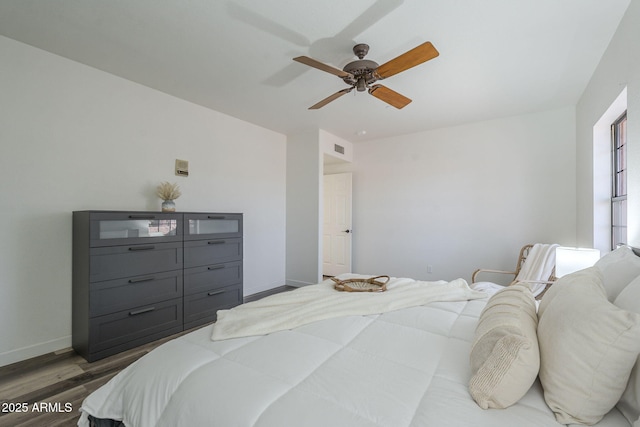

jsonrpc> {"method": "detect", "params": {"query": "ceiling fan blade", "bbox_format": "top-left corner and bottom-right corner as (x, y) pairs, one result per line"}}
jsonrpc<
(375, 41), (439, 79)
(309, 88), (353, 109)
(293, 56), (353, 78)
(368, 84), (412, 109)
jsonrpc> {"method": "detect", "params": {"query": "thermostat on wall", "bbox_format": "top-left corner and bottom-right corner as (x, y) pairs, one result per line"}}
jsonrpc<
(175, 159), (189, 177)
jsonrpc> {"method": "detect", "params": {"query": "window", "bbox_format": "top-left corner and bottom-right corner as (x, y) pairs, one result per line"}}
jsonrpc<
(611, 112), (627, 249)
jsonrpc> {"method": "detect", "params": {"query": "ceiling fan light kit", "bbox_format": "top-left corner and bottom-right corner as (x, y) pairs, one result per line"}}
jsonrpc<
(293, 41), (439, 110)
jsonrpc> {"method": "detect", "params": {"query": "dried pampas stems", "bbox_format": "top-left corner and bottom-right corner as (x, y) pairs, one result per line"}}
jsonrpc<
(156, 181), (182, 200)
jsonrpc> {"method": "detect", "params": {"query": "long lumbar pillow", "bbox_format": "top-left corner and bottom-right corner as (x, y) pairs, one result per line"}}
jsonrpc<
(469, 284), (539, 409)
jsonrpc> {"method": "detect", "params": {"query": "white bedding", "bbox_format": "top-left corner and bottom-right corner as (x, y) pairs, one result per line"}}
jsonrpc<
(78, 277), (631, 427)
(212, 275), (485, 340)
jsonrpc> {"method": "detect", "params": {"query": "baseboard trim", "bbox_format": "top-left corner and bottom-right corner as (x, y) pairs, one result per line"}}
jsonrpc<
(0, 335), (72, 368)
(285, 279), (315, 287)
(244, 285), (296, 303)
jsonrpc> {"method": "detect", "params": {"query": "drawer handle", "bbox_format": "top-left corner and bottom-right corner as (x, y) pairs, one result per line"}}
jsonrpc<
(208, 216), (226, 219)
(208, 290), (225, 296)
(208, 240), (226, 245)
(128, 276), (155, 283)
(129, 307), (155, 316)
(129, 245), (156, 251)
(128, 214), (156, 219)
(207, 265), (225, 271)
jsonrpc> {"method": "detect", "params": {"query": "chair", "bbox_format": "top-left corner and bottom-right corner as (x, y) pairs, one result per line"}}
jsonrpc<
(471, 243), (559, 299)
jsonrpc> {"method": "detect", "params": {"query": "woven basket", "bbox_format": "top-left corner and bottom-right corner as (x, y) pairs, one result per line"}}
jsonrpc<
(331, 275), (390, 292)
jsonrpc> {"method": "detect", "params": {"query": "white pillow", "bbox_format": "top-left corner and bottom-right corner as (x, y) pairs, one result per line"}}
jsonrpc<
(537, 267), (596, 318)
(469, 284), (539, 409)
(616, 273), (640, 313)
(594, 246), (640, 301)
(538, 267), (640, 425)
(615, 275), (640, 424)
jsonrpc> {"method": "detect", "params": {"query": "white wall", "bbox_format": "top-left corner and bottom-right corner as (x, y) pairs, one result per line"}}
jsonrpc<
(0, 36), (286, 366)
(286, 130), (322, 286)
(321, 129), (353, 164)
(348, 108), (577, 283)
(286, 130), (354, 285)
(576, 1), (640, 250)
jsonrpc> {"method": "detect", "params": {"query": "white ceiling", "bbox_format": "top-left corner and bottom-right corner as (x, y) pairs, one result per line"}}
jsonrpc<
(0, 0), (631, 142)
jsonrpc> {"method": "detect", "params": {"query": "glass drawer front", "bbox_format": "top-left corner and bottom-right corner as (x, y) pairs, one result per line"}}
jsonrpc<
(88, 212), (182, 246)
(189, 219), (237, 235)
(185, 214), (242, 239)
(99, 219), (178, 239)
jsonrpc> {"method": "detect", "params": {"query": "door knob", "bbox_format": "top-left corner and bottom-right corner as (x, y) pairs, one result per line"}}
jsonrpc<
(343, 229), (352, 234)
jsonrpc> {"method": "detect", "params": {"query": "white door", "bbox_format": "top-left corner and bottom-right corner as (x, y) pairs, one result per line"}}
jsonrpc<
(323, 173), (352, 276)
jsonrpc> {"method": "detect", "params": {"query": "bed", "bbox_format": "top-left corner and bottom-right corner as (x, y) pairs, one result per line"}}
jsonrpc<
(78, 246), (640, 427)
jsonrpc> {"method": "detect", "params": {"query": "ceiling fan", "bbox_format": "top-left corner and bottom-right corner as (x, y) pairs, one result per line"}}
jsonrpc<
(293, 41), (439, 110)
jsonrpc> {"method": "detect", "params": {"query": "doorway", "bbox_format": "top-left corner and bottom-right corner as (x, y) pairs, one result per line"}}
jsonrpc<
(322, 173), (353, 276)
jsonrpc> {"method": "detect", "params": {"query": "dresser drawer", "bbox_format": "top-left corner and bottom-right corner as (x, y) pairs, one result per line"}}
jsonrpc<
(90, 242), (182, 282)
(184, 238), (242, 268)
(89, 298), (183, 353)
(183, 261), (242, 296)
(86, 211), (182, 247)
(90, 270), (183, 317)
(184, 213), (242, 241)
(183, 283), (242, 329)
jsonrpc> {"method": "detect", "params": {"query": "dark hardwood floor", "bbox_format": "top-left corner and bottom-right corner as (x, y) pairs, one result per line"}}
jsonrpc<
(0, 330), (184, 426)
(0, 285), (295, 427)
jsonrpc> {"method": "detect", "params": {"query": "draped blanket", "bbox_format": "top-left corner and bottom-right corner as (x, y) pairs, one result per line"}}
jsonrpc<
(211, 275), (486, 341)
(515, 244), (559, 296)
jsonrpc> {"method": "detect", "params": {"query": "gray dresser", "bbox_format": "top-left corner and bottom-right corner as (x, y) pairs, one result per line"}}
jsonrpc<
(72, 211), (243, 362)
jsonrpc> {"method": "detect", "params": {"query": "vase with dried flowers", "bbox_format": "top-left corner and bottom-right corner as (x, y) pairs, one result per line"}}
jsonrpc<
(156, 181), (182, 212)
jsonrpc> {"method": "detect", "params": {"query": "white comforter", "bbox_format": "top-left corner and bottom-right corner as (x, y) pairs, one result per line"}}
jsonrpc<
(78, 277), (631, 427)
(212, 275), (484, 340)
